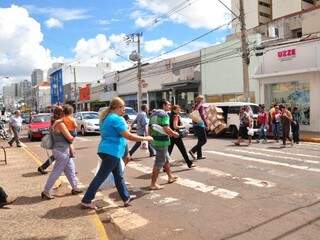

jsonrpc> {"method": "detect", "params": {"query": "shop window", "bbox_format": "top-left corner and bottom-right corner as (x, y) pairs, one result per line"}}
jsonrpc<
(265, 81), (310, 125)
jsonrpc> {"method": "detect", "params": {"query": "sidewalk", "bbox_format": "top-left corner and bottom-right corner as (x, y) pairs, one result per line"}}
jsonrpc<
(300, 131), (320, 143)
(0, 145), (108, 240)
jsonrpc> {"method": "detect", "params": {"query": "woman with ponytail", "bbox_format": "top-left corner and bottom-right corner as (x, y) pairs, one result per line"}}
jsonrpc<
(81, 97), (153, 209)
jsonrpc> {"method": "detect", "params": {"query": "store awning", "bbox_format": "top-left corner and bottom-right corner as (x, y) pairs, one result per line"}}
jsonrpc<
(162, 80), (200, 90)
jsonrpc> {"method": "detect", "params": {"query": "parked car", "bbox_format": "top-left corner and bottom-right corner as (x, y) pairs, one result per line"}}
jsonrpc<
(180, 112), (193, 132)
(204, 102), (260, 137)
(98, 106), (138, 131)
(75, 111), (100, 135)
(28, 113), (51, 140)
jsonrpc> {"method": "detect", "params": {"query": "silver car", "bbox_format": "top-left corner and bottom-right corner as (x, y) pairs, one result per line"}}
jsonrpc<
(75, 111), (100, 135)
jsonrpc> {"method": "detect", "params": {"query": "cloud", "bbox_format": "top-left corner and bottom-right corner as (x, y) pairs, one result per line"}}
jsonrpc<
(134, 0), (231, 29)
(45, 17), (63, 28)
(25, 5), (90, 29)
(0, 5), (53, 79)
(25, 5), (90, 21)
(72, 33), (135, 70)
(144, 37), (173, 53)
(98, 19), (110, 26)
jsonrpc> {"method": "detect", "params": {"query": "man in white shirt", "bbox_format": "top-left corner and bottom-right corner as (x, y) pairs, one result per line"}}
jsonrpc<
(8, 110), (23, 147)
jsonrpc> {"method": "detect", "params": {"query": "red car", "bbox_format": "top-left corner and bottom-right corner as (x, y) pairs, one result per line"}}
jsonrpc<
(28, 113), (52, 141)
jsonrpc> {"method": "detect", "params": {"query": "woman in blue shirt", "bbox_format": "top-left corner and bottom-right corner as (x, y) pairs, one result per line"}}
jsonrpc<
(81, 97), (153, 209)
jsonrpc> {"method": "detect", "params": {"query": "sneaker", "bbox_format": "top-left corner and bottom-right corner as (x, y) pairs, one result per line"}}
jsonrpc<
(256, 139), (260, 143)
(8, 142), (12, 147)
(81, 202), (97, 210)
(37, 167), (48, 175)
(124, 195), (137, 207)
(197, 156), (206, 160)
(0, 197), (16, 208)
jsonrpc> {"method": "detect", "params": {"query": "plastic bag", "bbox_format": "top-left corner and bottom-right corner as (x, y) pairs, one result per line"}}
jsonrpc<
(247, 127), (254, 136)
(93, 157), (125, 189)
(140, 140), (148, 150)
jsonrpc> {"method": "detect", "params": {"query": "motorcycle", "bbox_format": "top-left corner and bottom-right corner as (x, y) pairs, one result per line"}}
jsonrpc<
(0, 121), (9, 140)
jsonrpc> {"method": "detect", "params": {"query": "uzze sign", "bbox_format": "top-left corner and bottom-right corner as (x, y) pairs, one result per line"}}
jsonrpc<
(277, 49), (296, 61)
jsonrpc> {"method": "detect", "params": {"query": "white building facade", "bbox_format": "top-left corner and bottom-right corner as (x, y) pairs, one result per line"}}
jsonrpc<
(253, 38), (320, 132)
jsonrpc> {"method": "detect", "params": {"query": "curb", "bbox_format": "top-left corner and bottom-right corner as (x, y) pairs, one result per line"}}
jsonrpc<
(21, 146), (109, 240)
(300, 137), (320, 143)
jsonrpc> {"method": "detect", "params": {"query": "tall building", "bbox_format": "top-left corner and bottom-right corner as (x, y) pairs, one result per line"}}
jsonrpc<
(231, 0), (272, 33)
(18, 80), (32, 101)
(31, 69), (44, 86)
(273, 0), (320, 19)
(231, 0), (320, 33)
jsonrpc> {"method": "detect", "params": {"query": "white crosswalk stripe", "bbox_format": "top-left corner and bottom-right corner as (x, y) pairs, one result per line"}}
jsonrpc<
(194, 166), (276, 188)
(248, 147), (320, 159)
(205, 150), (320, 173)
(127, 162), (240, 199)
(227, 148), (319, 164)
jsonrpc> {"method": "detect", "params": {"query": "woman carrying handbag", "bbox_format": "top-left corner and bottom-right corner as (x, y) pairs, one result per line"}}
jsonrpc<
(168, 105), (195, 168)
(189, 95), (208, 160)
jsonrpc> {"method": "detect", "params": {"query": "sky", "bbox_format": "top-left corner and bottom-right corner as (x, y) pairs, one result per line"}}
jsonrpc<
(0, 0), (232, 89)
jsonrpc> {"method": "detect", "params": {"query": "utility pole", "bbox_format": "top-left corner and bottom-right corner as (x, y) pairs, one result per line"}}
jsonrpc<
(73, 66), (77, 112)
(137, 33), (142, 111)
(128, 32), (143, 111)
(239, 0), (250, 102)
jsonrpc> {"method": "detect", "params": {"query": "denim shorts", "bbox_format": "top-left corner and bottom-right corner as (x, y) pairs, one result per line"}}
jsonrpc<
(154, 146), (170, 170)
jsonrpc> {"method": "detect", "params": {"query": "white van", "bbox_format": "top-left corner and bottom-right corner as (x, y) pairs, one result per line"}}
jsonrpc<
(204, 102), (260, 137)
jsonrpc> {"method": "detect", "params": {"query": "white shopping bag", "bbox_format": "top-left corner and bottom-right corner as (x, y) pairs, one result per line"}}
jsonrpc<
(140, 140), (148, 150)
(93, 157), (125, 189)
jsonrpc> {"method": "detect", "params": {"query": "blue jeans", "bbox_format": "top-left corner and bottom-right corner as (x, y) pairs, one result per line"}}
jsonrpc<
(258, 124), (267, 140)
(82, 153), (130, 204)
(273, 122), (281, 140)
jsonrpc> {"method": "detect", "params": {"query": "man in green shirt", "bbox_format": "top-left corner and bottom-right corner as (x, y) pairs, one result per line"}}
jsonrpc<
(149, 100), (179, 190)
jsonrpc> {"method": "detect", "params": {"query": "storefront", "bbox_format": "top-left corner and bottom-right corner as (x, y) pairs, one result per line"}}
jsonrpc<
(253, 38), (320, 132)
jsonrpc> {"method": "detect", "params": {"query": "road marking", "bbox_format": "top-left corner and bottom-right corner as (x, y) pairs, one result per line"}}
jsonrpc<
(248, 147), (320, 159)
(75, 137), (92, 142)
(205, 150), (320, 173)
(128, 162), (239, 199)
(194, 166), (276, 188)
(228, 148), (319, 164)
(22, 147), (109, 240)
(242, 178), (275, 188)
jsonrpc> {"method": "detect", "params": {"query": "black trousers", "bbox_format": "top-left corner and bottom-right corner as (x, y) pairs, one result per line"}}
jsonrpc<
(190, 126), (207, 158)
(168, 137), (192, 166)
(0, 187), (8, 203)
(129, 135), (155, 157)
(292, 123), (300, 143)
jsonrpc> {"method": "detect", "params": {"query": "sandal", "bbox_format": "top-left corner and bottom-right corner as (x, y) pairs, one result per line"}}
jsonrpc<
(168, 176), (178, 184)
(80, 202), (97, 210)
(149, 185), (164, 190)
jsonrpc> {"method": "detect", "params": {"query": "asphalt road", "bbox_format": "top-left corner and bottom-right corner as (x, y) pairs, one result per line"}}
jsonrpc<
(21, 132), (320, 240)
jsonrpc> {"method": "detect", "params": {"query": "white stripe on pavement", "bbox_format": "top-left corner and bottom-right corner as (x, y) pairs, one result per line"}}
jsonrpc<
(59, 176), (149, 231)
(248, 147), (320, 159)
(205, 150), (320, 173)
(128, 162), (239, 199)
(228, 148), (319, 164)
(194, 166), (276, 188)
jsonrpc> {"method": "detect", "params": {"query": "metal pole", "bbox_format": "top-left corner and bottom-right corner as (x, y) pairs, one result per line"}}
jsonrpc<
(239, 0), (250, 102)
(137, 33), (142, 111)
(73, 67), (77, 111)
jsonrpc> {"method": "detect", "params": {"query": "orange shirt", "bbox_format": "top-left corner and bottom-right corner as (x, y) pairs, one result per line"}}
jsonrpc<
(63, 115), (77, 131)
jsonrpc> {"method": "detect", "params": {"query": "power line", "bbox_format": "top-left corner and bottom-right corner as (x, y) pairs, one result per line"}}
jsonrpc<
(142, 17), (238, 64)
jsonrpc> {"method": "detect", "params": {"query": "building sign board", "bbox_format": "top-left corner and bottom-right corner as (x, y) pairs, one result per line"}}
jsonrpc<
(277, 49), (296, 61)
